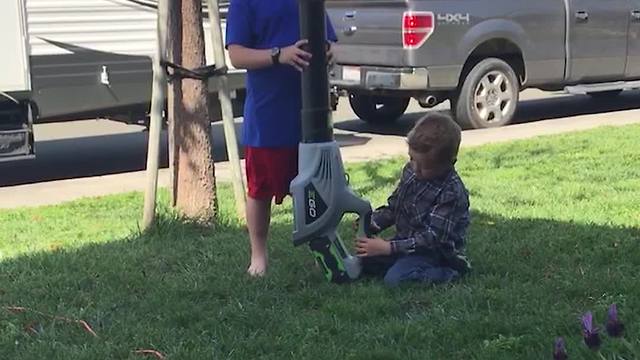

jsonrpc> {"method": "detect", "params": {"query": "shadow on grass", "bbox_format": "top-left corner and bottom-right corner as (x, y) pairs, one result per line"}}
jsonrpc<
(1, 209), (639, 360)
(345, 158), (404, 198)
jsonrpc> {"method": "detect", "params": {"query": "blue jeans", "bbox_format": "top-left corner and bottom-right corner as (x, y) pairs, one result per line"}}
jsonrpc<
(361, 255), (460, 287)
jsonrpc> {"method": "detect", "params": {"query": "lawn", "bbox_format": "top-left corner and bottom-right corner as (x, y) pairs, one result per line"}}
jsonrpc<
(1, 125), (639, 359)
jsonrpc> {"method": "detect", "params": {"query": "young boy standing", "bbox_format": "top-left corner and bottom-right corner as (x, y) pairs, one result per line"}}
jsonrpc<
(355, 113), (472, 287)
(225, 0), (337, 276)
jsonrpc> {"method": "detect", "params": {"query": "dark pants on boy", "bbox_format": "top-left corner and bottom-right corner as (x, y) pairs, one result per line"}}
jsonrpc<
(361, 254), (460, 287)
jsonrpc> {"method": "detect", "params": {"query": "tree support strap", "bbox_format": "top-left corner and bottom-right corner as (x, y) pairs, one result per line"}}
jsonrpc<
(161, 60), (227, 82)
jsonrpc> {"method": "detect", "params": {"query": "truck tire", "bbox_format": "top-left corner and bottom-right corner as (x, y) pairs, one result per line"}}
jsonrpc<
(454, 58), (519, 129)
(349, 93), (410, 124)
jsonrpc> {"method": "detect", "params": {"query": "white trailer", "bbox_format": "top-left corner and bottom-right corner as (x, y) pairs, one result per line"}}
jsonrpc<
(0, 0), (246, 161)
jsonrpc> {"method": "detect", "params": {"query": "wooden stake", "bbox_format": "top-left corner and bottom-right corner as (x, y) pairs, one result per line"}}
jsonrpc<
(205, 0), (246, 220)
(142, 0), (169, 229)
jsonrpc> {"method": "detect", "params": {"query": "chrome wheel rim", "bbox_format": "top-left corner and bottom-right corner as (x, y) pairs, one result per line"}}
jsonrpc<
(473, 70), (515, 123)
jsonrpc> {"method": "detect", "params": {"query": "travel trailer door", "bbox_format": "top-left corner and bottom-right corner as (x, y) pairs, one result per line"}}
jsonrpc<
(0, 0), (35, 161)
(1, 0), (30, 94)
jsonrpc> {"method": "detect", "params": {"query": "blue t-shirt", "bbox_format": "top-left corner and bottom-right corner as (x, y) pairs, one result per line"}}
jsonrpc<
(225, 0), (338, 147)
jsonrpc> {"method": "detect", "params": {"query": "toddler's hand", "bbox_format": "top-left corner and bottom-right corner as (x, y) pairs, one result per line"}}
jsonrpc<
(355, 237), (391, 257)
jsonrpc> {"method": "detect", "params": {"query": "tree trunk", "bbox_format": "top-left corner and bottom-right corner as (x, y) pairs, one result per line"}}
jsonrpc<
(173, 0), (217, 223)
(167, 0), (181, 207)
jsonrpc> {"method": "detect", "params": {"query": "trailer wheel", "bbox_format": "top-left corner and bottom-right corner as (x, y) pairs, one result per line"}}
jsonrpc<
(349, 93), (410, 124)
(454, 58), (519, 129)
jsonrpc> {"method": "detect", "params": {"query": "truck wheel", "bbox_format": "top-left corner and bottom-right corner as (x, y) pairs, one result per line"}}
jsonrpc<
(454, 58), (519, 129)
(349, 93), (410, 124)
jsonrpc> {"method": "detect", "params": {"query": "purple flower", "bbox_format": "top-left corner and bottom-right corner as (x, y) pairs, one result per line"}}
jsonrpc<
(606, 303), (625, 338)
(581, 311), (602, 350)
(553, 337), (568, 360)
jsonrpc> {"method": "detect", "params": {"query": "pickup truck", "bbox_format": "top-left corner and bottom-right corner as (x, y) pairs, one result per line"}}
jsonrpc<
(326, 0), (640, 129)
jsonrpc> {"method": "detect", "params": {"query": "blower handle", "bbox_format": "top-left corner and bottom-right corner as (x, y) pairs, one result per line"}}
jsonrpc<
(357, 210), (374, 238)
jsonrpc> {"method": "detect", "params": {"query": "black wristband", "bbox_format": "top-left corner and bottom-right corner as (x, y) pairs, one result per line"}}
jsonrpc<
(270, 47), (280, 65)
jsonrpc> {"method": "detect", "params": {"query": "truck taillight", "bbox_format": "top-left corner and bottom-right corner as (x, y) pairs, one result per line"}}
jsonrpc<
(402, 11), (434, 49)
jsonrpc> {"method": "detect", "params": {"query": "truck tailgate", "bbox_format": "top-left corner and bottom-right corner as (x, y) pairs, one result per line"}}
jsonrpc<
(327, 0), (408, 66)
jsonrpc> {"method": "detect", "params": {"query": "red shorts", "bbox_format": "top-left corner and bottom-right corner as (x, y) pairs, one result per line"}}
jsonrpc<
(245, 146), (298, 204)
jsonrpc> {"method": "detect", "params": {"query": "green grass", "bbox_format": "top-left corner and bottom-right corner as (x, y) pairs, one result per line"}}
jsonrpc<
(1, 125), (640, 359)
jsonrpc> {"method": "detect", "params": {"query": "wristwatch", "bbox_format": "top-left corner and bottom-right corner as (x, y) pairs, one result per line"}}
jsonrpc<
(270, 47), (281, 65)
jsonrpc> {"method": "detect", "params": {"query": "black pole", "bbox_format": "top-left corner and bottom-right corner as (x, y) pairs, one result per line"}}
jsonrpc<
(299, 0), (333, 143)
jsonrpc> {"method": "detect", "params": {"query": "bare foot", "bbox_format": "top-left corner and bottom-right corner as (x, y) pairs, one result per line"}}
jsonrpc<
(247, 256), (267, 277)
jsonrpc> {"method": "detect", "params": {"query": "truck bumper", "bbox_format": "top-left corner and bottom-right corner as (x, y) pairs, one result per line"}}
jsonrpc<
(329, 65), (429, 91)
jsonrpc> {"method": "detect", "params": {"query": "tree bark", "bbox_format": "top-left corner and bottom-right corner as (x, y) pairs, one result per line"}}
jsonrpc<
(172, 0), (217, 223)
(167, 0), (181, 207)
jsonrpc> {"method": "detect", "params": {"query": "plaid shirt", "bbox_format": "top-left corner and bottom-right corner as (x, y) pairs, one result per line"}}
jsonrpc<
(372, 163), (471, 270)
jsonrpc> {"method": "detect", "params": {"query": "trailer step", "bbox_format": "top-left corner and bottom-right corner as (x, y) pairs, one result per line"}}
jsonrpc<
(0, 102), (35, 162)
(565, 80), (640, 95)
